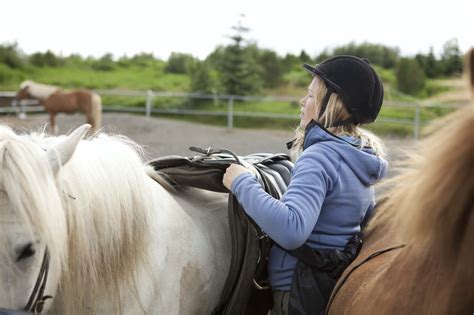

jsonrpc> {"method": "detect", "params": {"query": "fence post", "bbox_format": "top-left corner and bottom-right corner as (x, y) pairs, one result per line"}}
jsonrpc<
(11, 99), (19, 116)
(145, 90), (153, 117)
(213, 90), (219, 106)
(227, 96), (234, 129)
(19, 100), (27, 119)
(414, 103), (420, 140)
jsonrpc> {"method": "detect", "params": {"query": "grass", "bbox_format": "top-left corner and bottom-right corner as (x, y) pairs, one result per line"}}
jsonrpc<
(0, 63), (464, 137)
(0, 63), (190, 91)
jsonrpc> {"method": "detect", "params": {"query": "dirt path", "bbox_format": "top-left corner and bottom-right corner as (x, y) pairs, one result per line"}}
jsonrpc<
(0, 112), (415, 193)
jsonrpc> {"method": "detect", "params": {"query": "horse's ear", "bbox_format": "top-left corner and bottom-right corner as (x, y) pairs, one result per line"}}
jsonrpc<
(47, 124), (91, 174)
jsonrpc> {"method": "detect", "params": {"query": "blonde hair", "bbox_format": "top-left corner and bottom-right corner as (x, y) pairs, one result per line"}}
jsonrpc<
(290, 77), (385, 160)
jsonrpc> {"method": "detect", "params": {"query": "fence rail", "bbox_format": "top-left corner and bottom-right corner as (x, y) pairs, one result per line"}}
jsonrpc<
(0, 89), (465, 140)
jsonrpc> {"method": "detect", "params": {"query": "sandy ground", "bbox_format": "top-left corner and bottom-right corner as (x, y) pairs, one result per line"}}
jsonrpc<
(0, 112), (416, 193)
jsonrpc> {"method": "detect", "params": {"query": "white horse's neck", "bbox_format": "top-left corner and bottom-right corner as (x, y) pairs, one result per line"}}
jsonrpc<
(58, 179), (231, 314)
(51, 169), (231, 314)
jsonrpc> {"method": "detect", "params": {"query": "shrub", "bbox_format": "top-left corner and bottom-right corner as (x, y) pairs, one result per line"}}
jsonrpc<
(91, 53), (116, 71)
(165, 52), (195, 74)
(0, 42), (25, 69)
(396, 58), (425, 95)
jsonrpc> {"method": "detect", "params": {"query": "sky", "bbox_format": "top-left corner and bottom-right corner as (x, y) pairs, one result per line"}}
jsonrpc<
(0, 0), (471, 60)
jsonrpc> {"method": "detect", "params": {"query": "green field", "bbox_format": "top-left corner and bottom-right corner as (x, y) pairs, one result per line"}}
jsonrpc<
(0, 64), (466, 137)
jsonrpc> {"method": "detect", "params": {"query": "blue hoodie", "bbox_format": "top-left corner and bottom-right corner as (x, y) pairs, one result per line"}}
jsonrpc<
(230, 121), (388, 290)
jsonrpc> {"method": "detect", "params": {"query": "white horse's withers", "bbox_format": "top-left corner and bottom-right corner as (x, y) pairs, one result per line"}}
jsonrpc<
(0, 124), (231, 314)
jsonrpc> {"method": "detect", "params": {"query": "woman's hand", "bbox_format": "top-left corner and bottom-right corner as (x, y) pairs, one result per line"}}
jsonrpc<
(223, 163), (253, 190)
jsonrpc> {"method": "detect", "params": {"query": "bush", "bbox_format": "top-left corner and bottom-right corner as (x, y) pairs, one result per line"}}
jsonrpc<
(0, 63), (24, 84)
(29, 50), (64, 67)
(396, 58), (425, 95)
(0, 43), (25, 69)
(129, 53), (158, 67)
(331, 42), (400, 68)
(190, 61), (215, 93)
(258, 49), (283, 88)
(91, 53), (116, 71)
(165, 52), (195, 74)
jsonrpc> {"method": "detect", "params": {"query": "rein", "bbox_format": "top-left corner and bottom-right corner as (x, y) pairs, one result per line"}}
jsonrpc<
(0, 247), (51, 315)
(24, 248), (52, 314)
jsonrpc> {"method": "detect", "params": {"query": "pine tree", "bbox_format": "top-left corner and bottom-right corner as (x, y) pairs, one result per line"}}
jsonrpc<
(219, 16), (261, 95)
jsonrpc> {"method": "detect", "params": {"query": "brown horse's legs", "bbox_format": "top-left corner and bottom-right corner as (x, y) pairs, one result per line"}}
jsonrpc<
(49, 112), (58, 134)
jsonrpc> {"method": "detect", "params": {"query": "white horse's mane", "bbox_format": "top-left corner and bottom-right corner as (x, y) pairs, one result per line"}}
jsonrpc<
(20, 80), (59, 100)
(0, 125), (161, 314)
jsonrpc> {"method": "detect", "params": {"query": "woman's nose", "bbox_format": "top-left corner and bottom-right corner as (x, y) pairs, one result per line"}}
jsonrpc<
(299, 97), (305, 107)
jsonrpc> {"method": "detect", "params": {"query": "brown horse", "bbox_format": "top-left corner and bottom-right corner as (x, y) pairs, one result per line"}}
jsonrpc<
(16, 80), (102, 133)
(327, 49), (474, 314)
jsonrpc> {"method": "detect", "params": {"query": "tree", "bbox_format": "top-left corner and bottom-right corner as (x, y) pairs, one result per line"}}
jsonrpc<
(315, 49), (331, 63)
(130, 53), (157, 67)
(165, 52), (195, 74)
(92, 53), (116, 71)
(281, 53), (300, 72)
(440, 38), (463, 76)
(396, 58), (425, 95)
(29, 50), (63, 67)
(415, 47), (440, 78)
(299, 50), (312, 64)
(0, 42), (25, 69)
(190, 61), (215, 93)
(218, 18), (261, 95)
(257, 49), (283, 88)
(65, 54), (85, 66)
(333, 42), (399, 68)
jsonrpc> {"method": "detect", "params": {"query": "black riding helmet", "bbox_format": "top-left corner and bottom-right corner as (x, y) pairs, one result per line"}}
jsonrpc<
(303, 55), (384, 125)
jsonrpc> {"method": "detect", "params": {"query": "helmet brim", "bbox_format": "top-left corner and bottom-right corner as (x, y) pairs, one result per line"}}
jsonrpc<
(302, 63), (342, 93)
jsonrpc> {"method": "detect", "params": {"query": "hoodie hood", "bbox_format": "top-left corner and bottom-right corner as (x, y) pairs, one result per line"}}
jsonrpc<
(303, 121), (387, 185)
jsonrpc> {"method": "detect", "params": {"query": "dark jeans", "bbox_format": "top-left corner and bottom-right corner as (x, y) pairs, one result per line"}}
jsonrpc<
(271, 290), (290, 315)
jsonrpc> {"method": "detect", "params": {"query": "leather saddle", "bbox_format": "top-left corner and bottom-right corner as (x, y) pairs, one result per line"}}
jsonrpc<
(148, 147), (293, 314)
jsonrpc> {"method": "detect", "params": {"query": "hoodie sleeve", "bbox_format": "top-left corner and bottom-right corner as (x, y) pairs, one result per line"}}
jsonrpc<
(231, 148), (337, 250)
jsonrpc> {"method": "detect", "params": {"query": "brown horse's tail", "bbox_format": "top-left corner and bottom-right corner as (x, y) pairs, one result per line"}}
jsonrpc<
(90, 92), (102, 130)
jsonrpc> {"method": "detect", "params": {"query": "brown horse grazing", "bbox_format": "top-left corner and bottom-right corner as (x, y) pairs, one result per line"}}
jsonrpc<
(16, 80), (102, 133)
(327, 49), (474, 314)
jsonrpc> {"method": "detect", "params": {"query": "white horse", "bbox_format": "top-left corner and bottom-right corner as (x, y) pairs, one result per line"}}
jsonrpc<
(0, 124), (231, 314)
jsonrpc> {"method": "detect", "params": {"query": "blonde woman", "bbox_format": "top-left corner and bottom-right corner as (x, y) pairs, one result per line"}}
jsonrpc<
(223, 56), (388, 314)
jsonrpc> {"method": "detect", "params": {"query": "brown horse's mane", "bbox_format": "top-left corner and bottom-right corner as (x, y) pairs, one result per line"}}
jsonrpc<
(370, 106), (473, 246)
(369, 48), (474, 256)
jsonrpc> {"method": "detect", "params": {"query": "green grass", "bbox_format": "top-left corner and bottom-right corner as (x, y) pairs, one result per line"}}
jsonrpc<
(0, 63), (462, 137)
(0, 63), (190, 91)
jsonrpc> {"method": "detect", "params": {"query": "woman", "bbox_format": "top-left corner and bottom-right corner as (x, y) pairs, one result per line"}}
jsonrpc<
(223, 55), (388, 314)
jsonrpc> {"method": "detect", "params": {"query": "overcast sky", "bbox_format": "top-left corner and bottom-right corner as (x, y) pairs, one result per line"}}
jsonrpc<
(0, 0), (471, 60)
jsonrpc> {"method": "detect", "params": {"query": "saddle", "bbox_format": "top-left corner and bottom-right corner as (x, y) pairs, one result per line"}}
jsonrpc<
(148, 147), (293, 314)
